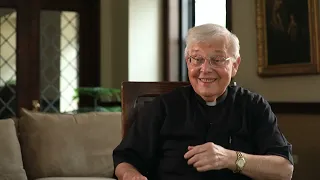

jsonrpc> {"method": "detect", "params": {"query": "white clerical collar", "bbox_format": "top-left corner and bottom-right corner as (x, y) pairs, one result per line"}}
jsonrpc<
(206, 101), (217, 106)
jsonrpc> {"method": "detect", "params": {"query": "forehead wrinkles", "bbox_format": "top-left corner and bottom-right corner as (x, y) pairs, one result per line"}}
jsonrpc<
(189, 45), (227, 57)
(207, 50), (227, 57)
(189, 35), (228, 52)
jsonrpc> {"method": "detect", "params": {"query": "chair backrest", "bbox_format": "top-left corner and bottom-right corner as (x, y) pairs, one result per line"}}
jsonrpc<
(121, 81), (189, 137)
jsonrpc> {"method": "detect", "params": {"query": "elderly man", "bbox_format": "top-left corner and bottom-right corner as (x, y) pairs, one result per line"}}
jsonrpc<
(113, 24), (293, 180)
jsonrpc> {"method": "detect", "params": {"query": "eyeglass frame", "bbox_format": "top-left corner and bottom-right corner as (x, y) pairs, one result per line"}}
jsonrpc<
(187, 55), (235, 68)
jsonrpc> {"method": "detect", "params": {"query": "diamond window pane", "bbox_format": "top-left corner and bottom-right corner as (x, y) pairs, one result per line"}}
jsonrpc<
(40, 11), (79, 113)
(0, 8), (16, 119)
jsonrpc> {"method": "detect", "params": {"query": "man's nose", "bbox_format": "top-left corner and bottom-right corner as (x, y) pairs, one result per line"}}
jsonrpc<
(200, 60), (213, 73)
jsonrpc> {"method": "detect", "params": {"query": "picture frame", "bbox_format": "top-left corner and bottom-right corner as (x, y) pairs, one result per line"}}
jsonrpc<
(256, 0), (320, 77)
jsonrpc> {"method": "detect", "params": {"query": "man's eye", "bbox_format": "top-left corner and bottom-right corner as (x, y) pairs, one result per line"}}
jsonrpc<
(193, 58), (202, 62)
(212, 56), (225, 61)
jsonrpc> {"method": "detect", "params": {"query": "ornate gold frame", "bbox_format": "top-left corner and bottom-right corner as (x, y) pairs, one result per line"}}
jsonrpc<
(256, 0), (320, 77)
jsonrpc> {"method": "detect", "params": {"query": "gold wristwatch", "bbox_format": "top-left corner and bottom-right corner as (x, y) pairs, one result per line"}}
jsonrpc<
(234, 151), (246, 173)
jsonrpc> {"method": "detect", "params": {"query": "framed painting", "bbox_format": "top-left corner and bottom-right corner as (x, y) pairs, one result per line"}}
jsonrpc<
(256, 0), (320, 77)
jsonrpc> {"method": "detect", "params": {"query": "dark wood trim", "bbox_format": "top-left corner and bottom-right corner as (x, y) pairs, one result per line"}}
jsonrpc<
(162, 0), (169, 81)
(78, 0), (100, 107)
(190, 0), (195, 27)
(30, 0), (41, 101)
(178, 0), (194, 81)
(79, 0), (100, 87)
(17, 0), (32, 113)
(41, 0), (83, 10)
(178, 0), (183, 81)
(0, 1), (17, 7)
(16, 0), (41, 114)
(269, 102), (320, 114)
(226, 0), (232, 31)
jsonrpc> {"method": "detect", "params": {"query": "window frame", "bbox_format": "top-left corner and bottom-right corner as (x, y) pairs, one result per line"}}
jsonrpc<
(161, 0), (232, 81)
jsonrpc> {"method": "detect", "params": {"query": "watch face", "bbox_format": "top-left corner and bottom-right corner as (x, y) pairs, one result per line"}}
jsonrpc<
(237, 158), (245, 167)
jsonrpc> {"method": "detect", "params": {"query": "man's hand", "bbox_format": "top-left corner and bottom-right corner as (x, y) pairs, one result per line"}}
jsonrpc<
(122, 170), (148, 180)
(184, 142), (230, 172)
(115, 162), (148, 180)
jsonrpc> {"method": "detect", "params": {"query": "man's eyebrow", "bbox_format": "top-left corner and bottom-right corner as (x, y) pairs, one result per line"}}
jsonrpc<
(190, 49), (199, 53)
(189, 50), (202, 56)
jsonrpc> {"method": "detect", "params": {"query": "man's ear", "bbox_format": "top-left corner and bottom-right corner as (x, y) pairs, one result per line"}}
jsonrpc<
(185, 55), (191, 69)
(231, 57), (241, 77)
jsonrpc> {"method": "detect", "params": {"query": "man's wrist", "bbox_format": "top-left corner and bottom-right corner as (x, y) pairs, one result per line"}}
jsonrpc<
(225, 149), (237, 171)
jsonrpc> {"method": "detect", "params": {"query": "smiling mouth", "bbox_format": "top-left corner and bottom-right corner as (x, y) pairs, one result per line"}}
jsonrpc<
(199, 78), (217, 83)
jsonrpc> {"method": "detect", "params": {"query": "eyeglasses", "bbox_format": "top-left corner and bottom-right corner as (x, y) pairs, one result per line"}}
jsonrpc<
(188, 55), (232, 68)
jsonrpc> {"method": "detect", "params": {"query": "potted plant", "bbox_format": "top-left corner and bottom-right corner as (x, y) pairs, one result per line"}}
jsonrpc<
(73, 87), (121, 113)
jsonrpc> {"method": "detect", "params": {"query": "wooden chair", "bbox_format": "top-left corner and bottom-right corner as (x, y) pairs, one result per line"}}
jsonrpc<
(120, 81), (189, 138)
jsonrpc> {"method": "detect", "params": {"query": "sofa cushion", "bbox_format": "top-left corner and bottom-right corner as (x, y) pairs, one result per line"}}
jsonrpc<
(36, 178), (116, 180)
(19, 109), (121, 179)
(0, 118), (28, 180)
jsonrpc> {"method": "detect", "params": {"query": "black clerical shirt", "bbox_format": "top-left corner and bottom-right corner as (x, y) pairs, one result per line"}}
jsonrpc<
(113, 85), (293, 180)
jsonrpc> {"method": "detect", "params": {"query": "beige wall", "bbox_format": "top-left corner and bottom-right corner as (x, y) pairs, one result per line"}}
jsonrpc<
(232, 0), (320, 102)
(100, 0), (129, 89)
(276, 114), (320, 180)
(100, 0), (163, 89)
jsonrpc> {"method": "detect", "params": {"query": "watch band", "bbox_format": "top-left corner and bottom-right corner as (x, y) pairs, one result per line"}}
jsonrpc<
(234, 151), (245, 173)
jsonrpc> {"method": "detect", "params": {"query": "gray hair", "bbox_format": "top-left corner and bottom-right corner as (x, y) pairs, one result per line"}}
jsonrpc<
(184, 23), (240, 60)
